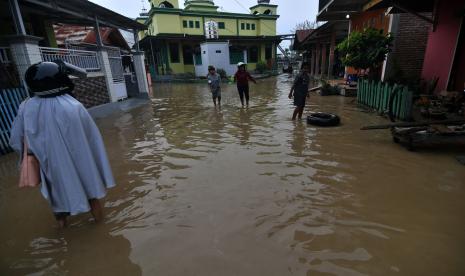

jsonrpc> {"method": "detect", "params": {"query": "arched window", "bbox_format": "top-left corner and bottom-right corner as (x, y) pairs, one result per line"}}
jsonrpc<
(264, 9), (272, 15)
(253, 11), (259, 15)
(159, 1), (174, 8)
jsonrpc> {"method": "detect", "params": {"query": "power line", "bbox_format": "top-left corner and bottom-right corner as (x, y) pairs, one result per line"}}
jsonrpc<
(232, 0), (251, 14)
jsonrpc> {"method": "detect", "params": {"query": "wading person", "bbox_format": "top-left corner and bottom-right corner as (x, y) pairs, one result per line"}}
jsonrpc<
(234, 62), (256, 107)
(9, 61), (115, 228)
(288, 62), (310, 120)
(207, 65), (221, 107)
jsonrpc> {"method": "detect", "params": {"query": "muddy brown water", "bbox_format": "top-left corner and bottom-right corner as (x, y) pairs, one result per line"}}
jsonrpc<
(1, 75), (464, 276)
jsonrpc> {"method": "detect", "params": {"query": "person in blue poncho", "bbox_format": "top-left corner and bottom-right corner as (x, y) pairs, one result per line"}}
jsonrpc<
(9, 61), (115, 228)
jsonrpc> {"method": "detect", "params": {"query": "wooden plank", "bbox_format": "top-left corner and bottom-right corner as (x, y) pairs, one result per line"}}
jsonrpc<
(376, 82), (382, 110)
(361, 119), (465, 130)
(368, 81), (372, 105)
(405, 89), (413, 120)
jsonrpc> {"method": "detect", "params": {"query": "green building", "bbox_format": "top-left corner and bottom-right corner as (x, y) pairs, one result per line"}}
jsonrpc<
(137, 0), (280, 77)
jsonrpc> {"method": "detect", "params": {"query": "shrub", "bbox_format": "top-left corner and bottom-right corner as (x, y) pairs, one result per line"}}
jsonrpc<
(337, 28), (393, 80)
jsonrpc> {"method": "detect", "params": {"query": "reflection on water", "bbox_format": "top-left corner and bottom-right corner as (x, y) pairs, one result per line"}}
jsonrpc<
(1, 75), (465, 275)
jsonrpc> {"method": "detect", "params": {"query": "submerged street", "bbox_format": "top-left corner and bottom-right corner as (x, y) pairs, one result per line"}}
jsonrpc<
(1, 75), (465, 275)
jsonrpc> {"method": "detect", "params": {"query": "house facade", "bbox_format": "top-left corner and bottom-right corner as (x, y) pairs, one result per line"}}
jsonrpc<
(0, 0), (149, 106)
(137, 0), (281, 77)
(361, 0), (465, 93)
(317, 0), (432, 82)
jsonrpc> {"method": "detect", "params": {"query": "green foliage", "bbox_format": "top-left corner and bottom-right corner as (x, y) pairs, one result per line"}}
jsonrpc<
(255, 61), (268, 74)
(216, 68), (227, 79)
(337, 28), (393, 71)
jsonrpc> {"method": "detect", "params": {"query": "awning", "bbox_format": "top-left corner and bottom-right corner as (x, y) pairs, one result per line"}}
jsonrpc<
(19, 0), (146, 31)
(317, 0), (367, 21)
(363, 0), (436, 13)
(301, 21), (349, 46)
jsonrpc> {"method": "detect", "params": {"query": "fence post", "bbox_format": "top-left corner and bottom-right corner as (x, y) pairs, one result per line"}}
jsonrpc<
(97, 49), (118, 102)
(7, 35), (43, 86)
(132, 51), (150, 96)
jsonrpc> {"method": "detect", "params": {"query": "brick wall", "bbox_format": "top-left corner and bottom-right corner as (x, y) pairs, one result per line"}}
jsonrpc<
(72, 75), (110, 108)
(388, 13), (432, 80)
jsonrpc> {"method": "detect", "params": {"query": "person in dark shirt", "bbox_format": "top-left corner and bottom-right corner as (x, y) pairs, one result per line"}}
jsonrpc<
(288, 62), (310, 120)
(234, 62), (257, 107)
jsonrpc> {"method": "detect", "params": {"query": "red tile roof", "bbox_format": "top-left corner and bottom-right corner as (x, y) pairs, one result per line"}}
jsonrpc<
(53, 25), (130, 50)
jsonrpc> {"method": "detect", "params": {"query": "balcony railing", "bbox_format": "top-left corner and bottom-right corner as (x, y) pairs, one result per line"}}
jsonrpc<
(39, 47), (101, 72)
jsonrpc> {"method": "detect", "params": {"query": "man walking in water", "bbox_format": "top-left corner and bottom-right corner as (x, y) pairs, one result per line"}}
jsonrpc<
(234, 62), (256, 107)
(288, 62), (310, 120)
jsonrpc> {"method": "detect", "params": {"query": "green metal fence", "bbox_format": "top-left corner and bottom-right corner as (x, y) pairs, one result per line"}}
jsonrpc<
(0, 87), (29, 155)
(357, 79), (413, 121)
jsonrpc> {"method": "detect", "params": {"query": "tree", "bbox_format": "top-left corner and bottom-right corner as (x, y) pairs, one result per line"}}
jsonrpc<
(291, 20), (319, 32)
(337, 28), (393, 79)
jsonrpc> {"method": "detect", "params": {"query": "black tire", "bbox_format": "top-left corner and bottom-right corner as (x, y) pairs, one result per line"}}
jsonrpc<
(307, 112), (341, 127)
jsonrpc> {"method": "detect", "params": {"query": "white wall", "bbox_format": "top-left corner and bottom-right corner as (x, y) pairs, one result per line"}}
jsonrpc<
(194, 42), (244, 77)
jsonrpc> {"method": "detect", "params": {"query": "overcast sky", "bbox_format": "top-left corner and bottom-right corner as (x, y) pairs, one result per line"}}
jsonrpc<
(90, 0), (318, 48)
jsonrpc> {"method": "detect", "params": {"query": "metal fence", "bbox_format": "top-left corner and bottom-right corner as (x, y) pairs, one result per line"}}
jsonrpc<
(0, 47), (21, 89)
(358, 79), (414, 121)
(39, 47), (101, 72)
(0, 47), (11, 64)
(106, 47), (125, 83)
(0, 87), (28, 155)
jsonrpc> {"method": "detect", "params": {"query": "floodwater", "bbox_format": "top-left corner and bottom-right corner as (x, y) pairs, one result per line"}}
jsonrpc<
(1, 75), (465, 276)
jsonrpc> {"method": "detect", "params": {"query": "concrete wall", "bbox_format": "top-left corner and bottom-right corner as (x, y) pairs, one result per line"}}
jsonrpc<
(195, 42), (240, 77)
(72, 75), (110, 108)
(422, 0), (464, 92)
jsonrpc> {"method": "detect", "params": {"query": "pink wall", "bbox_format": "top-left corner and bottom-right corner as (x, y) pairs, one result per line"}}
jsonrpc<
(453, 31), (465, 91)
(421, 0), (464, 92)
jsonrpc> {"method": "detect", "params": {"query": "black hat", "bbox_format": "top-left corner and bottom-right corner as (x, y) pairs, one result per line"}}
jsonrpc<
(25, 60), (87, 97)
